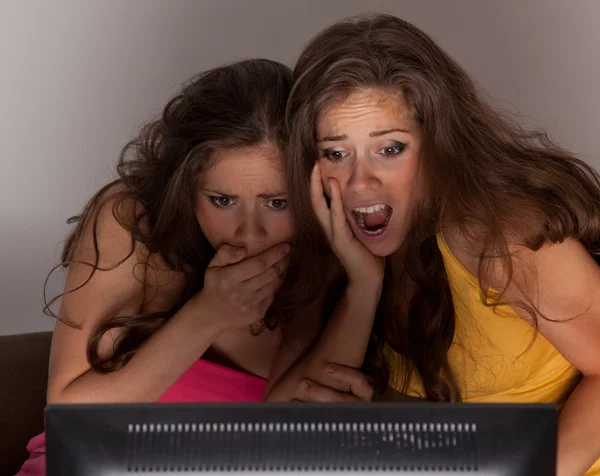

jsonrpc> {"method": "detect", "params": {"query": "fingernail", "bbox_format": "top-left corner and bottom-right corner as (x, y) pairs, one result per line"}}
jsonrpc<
(302, 380), (311, 390)
(283, 244), (292, 254)
(325, 364), (336, 373)
(232, 247), (243, 256)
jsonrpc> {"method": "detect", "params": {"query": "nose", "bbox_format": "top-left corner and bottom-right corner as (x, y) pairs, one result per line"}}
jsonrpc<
(347, 155), (381, 192)
(234, 212), (268, 245)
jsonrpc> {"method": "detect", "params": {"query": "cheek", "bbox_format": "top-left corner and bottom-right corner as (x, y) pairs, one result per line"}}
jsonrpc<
(391, 171), (415, 200)
(389, 155), (421, 199)
(195, 205), (230, 243)
(268, 213), (296, 241)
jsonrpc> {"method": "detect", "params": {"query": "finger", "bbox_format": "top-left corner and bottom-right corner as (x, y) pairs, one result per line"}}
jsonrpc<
(228, 243), (291, 281)
(297, 380), (362, 403)
(245, 254), (289, 292)
(328, 178), (354, 243)
(253, 277), (282, 309)
(208, 244), (247, 268)
(310, 163), (332, 236)
(325, 364), (374, 401)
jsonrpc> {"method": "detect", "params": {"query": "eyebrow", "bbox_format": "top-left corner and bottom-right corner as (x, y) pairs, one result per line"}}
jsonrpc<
(318, 128), (409, 142)
(257, 192), (286, 199)
(202, 188), (286, 199)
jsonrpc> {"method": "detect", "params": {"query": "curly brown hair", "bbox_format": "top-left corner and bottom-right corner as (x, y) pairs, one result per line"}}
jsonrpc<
(44, 59), (293, 372)
(283, 14), (600, 401)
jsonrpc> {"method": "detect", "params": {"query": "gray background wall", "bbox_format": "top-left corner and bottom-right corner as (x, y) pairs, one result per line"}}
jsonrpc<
(1, 0), (598, 335)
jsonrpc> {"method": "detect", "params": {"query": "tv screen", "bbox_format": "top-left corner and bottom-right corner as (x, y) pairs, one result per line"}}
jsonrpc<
(46, 402), (557, 475)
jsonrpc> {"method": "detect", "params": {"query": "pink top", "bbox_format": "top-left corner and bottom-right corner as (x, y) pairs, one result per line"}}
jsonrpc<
(15, 359), (267, 476)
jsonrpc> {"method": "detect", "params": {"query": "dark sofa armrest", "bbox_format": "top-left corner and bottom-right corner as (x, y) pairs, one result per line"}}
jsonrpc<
(0, 331), (52, 476)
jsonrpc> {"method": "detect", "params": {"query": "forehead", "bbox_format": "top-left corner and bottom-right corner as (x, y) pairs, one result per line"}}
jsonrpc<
(317, 89), (413, 133)
(201, 143), (285, 191)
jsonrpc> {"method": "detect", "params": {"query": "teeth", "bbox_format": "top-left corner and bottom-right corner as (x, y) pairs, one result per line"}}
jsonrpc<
(352, 205), (392, 235)
(353, 204), (386, 214)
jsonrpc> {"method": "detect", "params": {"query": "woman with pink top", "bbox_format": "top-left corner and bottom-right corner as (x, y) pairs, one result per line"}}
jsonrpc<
(16, 59), (374, 476)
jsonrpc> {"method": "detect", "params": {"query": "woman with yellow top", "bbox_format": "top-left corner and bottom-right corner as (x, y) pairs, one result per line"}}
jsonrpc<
(275, 13), (600, 476)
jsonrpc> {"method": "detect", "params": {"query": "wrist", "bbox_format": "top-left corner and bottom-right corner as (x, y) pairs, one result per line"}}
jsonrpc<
(345, 278), (383, 304)
(183, 290), (231, 335)
(347, 272), (383, 296)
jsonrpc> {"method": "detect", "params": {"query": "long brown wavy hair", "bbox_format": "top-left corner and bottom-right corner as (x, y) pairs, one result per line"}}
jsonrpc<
(284, 14), (600, 401)
(44, 59), (293, 372)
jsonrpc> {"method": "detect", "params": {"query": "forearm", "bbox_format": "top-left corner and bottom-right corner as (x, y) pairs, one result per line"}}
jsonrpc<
(303, 282), (379, 373)
(265, 282), (380, 401)
(48, 295), (226, 404)
(557, 375), (600, 476)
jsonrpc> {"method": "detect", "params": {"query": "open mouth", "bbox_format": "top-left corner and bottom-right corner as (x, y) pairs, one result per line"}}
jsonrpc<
(352, 204), (393, 236)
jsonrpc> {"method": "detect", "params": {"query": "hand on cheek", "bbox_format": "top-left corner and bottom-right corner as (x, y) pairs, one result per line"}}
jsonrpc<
(320, 168), (332, 197)
(310, 163), (384, 285)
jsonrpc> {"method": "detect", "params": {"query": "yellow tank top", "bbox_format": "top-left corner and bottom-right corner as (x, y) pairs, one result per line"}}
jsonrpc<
(386, 232), (599, 475)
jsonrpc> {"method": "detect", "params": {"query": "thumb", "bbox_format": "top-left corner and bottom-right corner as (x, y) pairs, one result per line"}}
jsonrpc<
(208, 244), (247, 268)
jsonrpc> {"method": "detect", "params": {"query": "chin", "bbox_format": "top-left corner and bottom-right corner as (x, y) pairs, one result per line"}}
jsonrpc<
(350, 220), (403, 258)
(362, 240), (398, 258)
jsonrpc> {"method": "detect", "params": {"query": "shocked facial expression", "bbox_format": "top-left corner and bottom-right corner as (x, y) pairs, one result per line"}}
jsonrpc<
(316, 89), (423, 257)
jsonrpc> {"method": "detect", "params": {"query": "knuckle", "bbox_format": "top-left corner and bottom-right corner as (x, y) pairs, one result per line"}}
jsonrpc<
(299, 381), (312, 397)
(360, 380), (374, 400)
(257, 255), (270, 270)
(268, 267), (279, 281)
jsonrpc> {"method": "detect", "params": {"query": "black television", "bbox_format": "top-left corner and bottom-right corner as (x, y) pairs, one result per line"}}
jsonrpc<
(45, 402), (557, 475)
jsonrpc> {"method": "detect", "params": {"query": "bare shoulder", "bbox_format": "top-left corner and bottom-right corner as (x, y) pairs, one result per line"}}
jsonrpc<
(442, 221), (600, 376)
(492, 237), (600, 376)
(441, 223), (537, 286)
(67, 182), (186, 318)
(48, 183), (186, 395)
(443, 223), (598, 303)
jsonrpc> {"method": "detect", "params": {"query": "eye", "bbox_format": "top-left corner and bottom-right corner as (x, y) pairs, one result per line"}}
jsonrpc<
(267, 199), (288, 210)
(209, 196), (234, 208)
(377, 142), (406, 157)
(321, 148), (349, 162)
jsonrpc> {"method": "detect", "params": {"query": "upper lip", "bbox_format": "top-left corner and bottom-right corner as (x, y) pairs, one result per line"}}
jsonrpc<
(346, 200), (391, 212)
